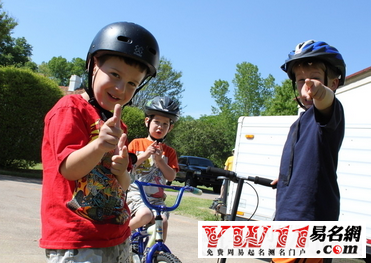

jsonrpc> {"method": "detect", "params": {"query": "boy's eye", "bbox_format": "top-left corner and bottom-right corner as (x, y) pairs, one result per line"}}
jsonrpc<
(111, 72), (120, 78)
(296, 79), (305, 84)
(128, 82), (138, 88)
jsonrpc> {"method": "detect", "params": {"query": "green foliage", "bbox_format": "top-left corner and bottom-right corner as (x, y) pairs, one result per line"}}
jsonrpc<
(38, 56), (87, 87)
(0, 67), (63, 168)
(122, 106), (147, 142)
(130, 57), (184, 110)
(232, 62), (274, 116)
(166, 115), (233, 168)
(165, 194), (217, 221)
(209, 79), (239, 158)
(262, 79), (298, 116)
(70, 57), (88, 88)
(210, 80), (232, 115)
(45, 56), (71, 86)
(0, 2), (33, 68)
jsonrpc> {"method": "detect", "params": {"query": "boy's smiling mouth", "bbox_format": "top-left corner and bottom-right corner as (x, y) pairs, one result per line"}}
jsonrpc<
(108, 92), (120, 101)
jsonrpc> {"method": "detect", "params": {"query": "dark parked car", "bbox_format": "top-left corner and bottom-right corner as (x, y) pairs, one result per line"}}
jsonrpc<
(174, 156), (222, 193)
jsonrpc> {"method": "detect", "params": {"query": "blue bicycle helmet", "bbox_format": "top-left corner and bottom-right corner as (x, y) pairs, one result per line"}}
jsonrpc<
(281, 40), (346, 86)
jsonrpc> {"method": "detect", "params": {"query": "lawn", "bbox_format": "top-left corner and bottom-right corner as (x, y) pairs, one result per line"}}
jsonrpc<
(164, 181), (220, 221)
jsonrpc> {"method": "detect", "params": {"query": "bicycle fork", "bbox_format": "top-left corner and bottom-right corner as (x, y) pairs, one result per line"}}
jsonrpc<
(146, 214), (163, 248)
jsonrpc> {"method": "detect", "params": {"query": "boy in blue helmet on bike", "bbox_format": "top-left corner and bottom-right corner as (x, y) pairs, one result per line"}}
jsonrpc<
(272, 40), (346, 263)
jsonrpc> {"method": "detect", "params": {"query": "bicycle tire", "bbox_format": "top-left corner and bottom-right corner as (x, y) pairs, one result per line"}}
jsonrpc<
(153, 252), (182, 263)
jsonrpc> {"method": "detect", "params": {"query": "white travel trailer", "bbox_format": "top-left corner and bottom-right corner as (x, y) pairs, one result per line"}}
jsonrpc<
(226, 66), (371, 256)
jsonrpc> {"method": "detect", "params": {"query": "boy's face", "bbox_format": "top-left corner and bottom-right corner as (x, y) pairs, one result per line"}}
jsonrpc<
(92, 56), (146, 111)
(145, 115), (173, 140)
(293, 64), (335, 108)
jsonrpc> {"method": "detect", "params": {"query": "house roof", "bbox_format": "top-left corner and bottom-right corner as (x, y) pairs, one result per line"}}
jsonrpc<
(345, 66), (371, 84)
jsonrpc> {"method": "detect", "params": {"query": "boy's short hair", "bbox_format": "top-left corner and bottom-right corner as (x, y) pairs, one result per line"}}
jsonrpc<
(291, 58), (341, 82)
(95, 53), (149, 75)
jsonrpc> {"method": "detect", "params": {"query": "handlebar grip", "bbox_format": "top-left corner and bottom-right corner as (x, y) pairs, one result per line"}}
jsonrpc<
(248, 176), (276, 189)
(206, 166), (238, 182)
(189, 187), (203, 195)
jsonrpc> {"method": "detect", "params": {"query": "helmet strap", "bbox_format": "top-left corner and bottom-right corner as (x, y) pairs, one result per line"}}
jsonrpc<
(84, 59), (113, 122)
(123, 75), (153, 108)
(146, 116), (165, 143)
(292, 80), (307, 111)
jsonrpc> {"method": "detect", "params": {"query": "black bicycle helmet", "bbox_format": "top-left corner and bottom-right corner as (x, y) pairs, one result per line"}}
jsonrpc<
(145, 96), (180, 123)
(281, 40), (346, 86)
(85, 22), (160, 121)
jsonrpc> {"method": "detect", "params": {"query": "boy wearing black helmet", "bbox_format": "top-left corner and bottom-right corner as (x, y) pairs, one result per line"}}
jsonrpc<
(127, 96), (180, 242)
(272, 40), (346, 263)
(40, 22), (159, 262)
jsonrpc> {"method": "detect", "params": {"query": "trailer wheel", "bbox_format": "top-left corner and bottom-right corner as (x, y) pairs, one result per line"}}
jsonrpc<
(212, 185), (221, 194)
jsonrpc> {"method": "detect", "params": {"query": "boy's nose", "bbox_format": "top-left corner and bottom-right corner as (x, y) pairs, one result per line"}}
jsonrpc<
(115, 82), (126, 92)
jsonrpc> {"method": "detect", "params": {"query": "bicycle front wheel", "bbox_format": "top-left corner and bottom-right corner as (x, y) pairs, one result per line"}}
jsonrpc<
(154, 252), (182, 263)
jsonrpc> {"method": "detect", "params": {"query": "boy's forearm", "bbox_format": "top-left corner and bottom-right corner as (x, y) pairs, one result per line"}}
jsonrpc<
(314, 86), (335, 114)
(60, 140), (106, 181)
(115, 170), (131, 190)
(156, 159), (176, 181)
(135, 152), (150, 167)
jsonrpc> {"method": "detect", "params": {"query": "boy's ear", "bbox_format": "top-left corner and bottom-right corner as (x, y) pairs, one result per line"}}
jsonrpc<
(330, 77), (340, 91)
(92, 57), (99, 75)
(144, 117), (150, 127)
(168, 123), (174, 132)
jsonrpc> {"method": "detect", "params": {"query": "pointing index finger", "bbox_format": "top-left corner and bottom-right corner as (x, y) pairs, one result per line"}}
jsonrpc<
(113, 104), (122, 128)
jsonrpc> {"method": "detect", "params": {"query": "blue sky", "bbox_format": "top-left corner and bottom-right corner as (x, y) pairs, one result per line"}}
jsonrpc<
(4, 0), (371, 118)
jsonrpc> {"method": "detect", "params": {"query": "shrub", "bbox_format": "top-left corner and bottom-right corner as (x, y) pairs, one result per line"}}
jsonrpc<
(122, 105), (147, 142)
(0, 67), (63, 168)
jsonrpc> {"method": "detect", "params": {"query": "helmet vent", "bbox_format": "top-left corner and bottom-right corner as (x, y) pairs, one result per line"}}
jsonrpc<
(117, 36), (132, 44)
(148, 47), (157, 56)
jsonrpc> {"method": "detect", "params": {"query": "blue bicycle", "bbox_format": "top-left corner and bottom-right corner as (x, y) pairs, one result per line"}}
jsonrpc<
(130, 180), (202, 263)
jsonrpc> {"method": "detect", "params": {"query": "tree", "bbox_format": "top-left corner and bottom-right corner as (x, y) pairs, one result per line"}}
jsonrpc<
(70, 57), (88, 88)
(38, 56), (86, 87)
(210, 80), (232, 115)
(122, 106), (147, 142)
(0, 2), (33, 67)
(210, 79), (239, 157)
(232, 62), (274, 116)
(130, 57), (184, 110)
(209, 63), (276, 162)
(46, 56), (72, 86)
(166, 115), (231, 168)
(262, 79), (298, 116)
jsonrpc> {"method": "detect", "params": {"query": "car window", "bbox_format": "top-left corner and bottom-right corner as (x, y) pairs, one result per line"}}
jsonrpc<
(178, 158), (186, 165)
(188, 158), (198, 165)
(188, 158), (213, 167)
(199, 159), (213, 167)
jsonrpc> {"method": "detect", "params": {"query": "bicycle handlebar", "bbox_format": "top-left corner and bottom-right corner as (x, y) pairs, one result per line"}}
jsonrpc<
(206, 166), (276, 189)
(134, 180), (203, 212)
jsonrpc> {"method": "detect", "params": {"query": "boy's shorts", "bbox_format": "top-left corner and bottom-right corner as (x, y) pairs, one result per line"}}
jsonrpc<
(45, 239), (130, 263)
(127, 192), (169, 219)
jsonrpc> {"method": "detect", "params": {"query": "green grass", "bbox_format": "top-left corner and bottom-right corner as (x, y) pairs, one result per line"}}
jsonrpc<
(165, 181), (221, 221)
(165, 194), (220, 221)
(0, 164), (43, 179)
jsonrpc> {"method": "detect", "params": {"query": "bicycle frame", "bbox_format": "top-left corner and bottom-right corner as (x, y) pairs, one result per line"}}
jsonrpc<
(130, 180), (202, 263)
(206, 167), (275, 263)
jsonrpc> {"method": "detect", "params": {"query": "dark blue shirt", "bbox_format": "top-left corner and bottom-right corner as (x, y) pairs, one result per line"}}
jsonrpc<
(275, 98), (345, 221)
